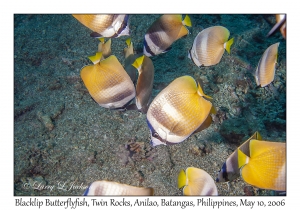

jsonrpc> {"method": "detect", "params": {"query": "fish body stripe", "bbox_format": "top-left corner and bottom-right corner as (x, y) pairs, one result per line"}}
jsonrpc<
(143, 38), (155, 56)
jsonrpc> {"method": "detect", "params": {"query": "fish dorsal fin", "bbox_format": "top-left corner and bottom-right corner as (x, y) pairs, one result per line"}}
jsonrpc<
(88, 52), (103, 64)
(238, 149), (249, 168)
(197, 82), (212, 100)
(100, 55), (121, 69)
(182, 15), (192, 27)
(132, 55), (145, 70)
(249, 140), (285, 158)
(125, 38), (131, 47)
(98, 37), (105, 44)
(177, 169), (187, 189)
(225, 38), (234, 54)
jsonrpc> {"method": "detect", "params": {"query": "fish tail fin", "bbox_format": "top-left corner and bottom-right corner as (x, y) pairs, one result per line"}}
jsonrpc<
(132, 55), (145, 70)
(177, 169), (187, 189)
(98, 37), (105, 44)
(197, 82), (212, 100)
(225, 38), (234, 54)
(125, 38), (131, 47)
(182, 15), (192, 27)
(88, 52), (103, 64)
(238, 149), (249, 168)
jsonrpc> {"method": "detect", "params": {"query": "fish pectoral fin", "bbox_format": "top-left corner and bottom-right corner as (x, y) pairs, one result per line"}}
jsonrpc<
(90, 32), (103, 38)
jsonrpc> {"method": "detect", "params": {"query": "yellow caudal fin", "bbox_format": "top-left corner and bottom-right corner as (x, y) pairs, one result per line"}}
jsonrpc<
(88, 52), (103, 64)
(125, 38), (131, 47)
(238, 149), (249, 168)
(178, 169), (187, 189)
(182, 15), (192, 27)
(197, 82), (212, 100)
(132, 55), (145, 69)
(225, 38), (234, 54)
(98, 37), (105, 44)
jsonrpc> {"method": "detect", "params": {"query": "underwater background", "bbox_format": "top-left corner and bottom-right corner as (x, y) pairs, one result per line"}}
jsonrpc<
(14, 14), (286, 196)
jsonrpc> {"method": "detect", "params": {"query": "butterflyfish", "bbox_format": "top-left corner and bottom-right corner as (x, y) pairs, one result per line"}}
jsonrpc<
(216, 131), (262, 183)
(255, 42), (280, 87)
(87, 38), (112, 64)
(146, 75), (215, 146)
(143, 14), (191, 56)
(178, 167), (218, 196)
(267, 14), (286, 39)
(131, 55), (154, 113)
(124, 37), (134, 59)
(72, 14), (129, 38)
(123, 38), (138, 83)
(80, 53), (136, 109)
(188, 26), (234, 67)
(98, 38), (112, 58)
(238, 140), (286, 191)
(83, 180), (154, 195)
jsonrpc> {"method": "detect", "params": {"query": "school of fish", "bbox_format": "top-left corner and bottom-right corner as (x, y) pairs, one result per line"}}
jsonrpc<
(73, 14), (286, 196)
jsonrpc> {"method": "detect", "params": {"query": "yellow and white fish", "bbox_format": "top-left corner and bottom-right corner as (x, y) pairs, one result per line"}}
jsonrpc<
(146, 75), (215, 146)
(131, 55), (154, 113)
(255, 42), (280, 87)
(238, 140), (286, 191)
(83, 180), (154, 195)
(98, 38), (112, 58)
(267, 14), (286, 39)
(72, 14), (129, 38)
(216, 131), (262, 183)
(188, 26), (234, 67)
(143, 14), (191, 56)
(124, 38), (138, 83)
(178, 167), (218, 196)
(80, 53), (135, 109)
(87, 38), (112, 64)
